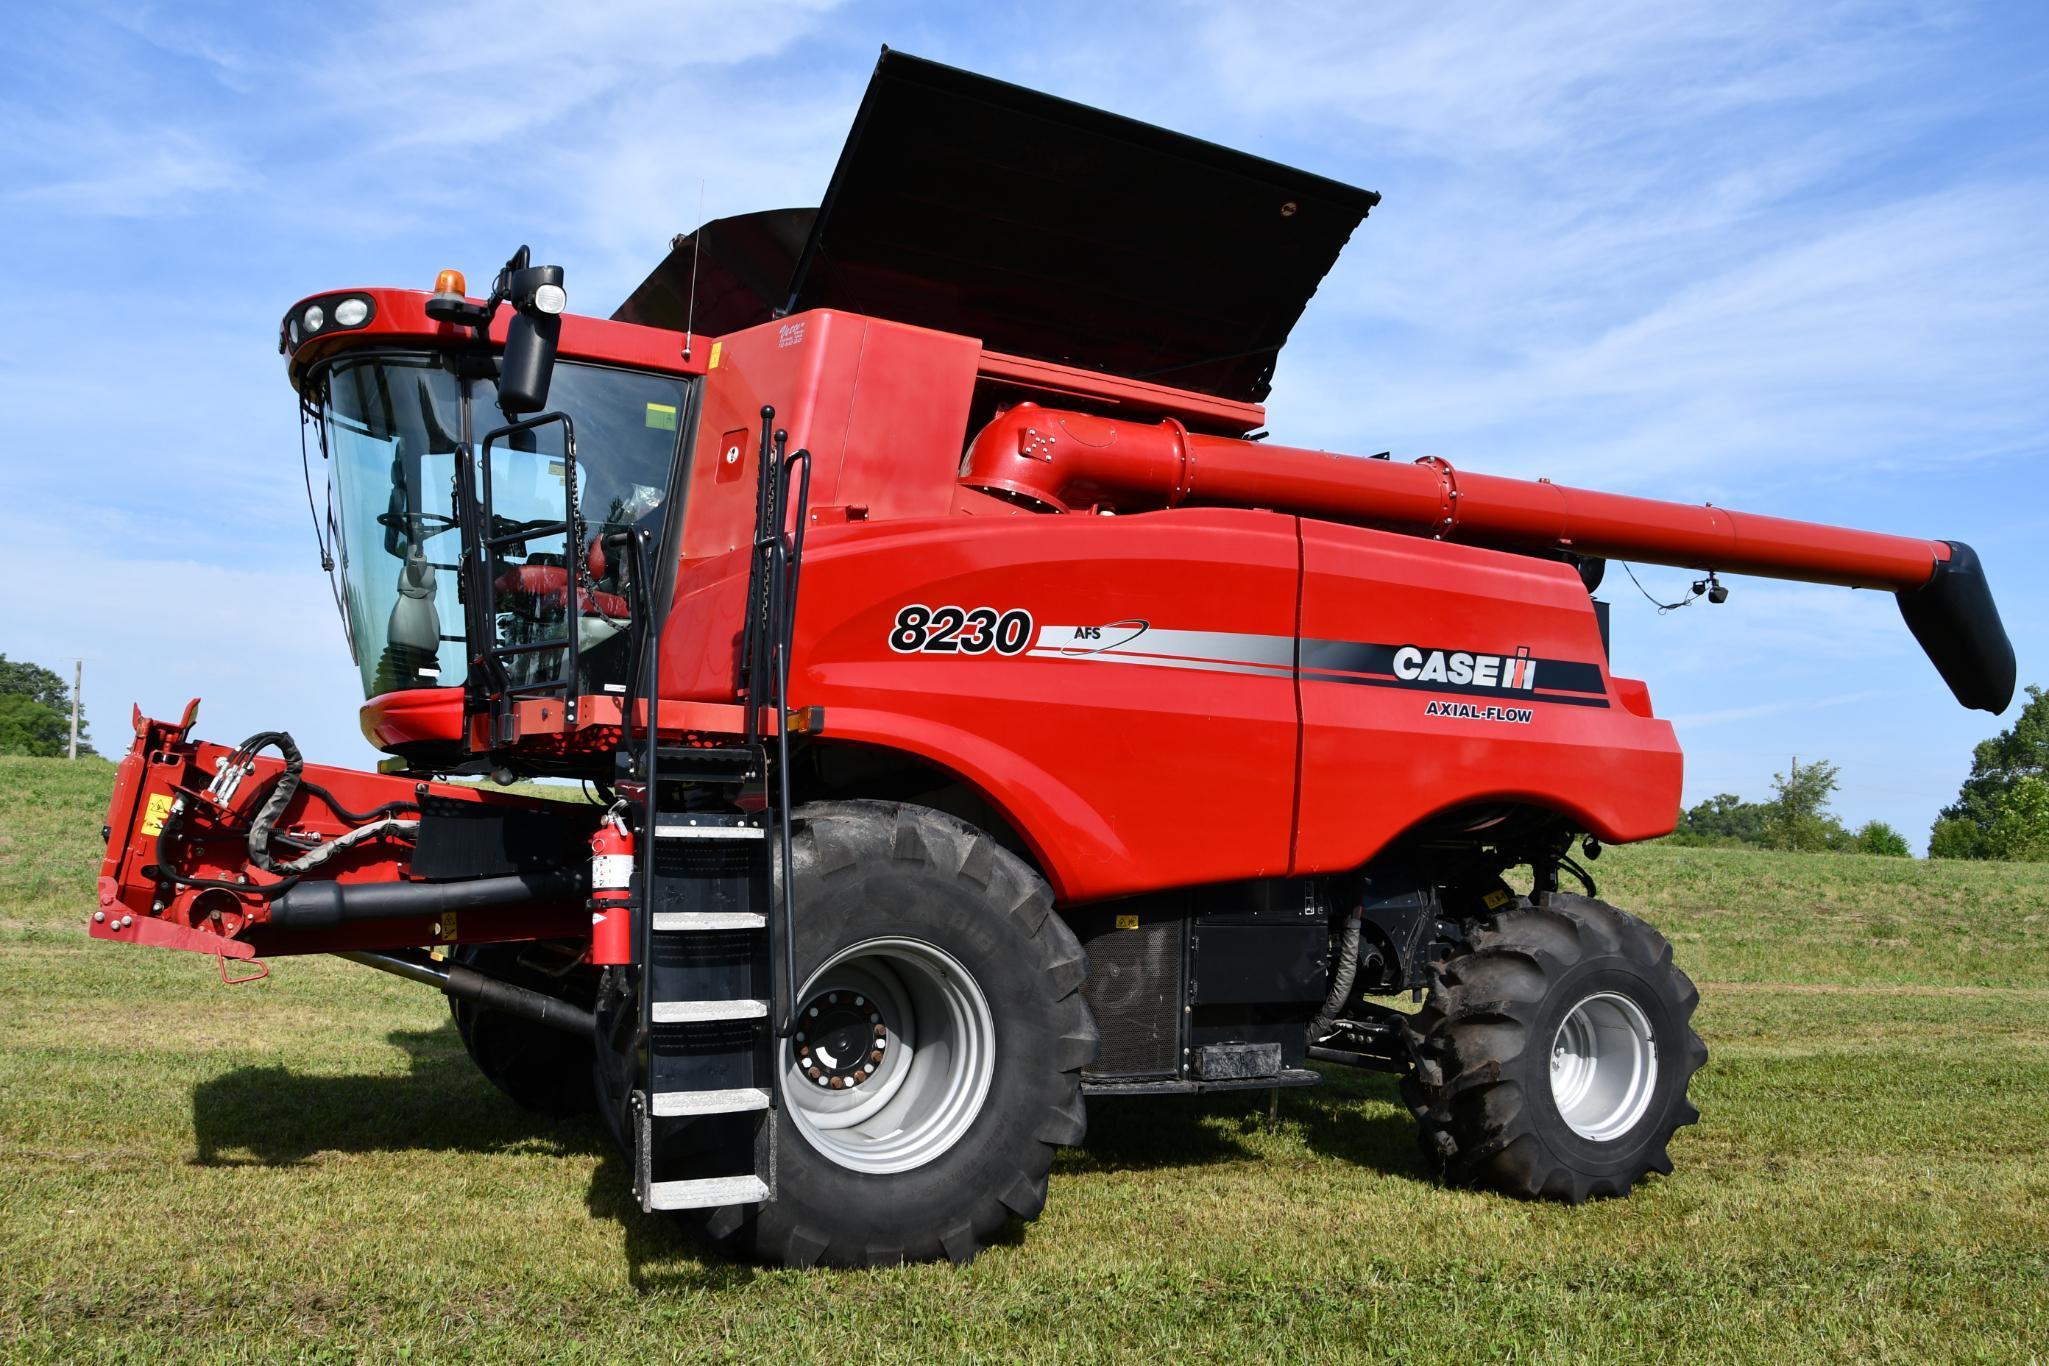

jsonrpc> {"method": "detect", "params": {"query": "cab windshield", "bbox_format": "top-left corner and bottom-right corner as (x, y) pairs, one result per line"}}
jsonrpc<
(320, 355), (688, 699)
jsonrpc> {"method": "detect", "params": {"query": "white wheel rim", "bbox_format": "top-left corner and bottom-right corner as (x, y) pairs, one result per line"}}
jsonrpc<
(784, 937), (996, 1175)
(1549, 990), (1659, 1142)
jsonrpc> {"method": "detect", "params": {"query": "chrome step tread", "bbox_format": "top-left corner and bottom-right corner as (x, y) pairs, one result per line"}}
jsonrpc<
(652, 911), (768, 931)
(654, 823), (766, 841)
(649, 1086), (772, 1117)
(645, 1175), (770, 1210)
(651, 998), (770, 1024)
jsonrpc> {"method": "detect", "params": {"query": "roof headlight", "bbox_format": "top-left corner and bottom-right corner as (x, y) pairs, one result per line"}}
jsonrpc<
(532, 282), (567, 315)
(288, 318), (300, 345)
(302, 304), (325, 334)
(333, 297), (370, 328)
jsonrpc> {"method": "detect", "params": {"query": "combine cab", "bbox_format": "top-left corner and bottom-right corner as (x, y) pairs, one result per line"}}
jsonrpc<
(93, 51), (2013, 1267)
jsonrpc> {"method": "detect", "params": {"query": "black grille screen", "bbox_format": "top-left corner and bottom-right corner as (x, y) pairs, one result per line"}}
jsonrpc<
(1071, 911), (1183, 1078)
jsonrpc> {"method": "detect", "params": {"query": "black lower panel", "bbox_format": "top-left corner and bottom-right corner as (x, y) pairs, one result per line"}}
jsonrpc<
(1067, 880), (1332, 1084)
(1068, 905), (1182, 1078)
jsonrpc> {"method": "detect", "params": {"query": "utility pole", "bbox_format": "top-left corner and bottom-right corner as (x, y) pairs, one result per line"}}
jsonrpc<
(69, 659), (81, 761)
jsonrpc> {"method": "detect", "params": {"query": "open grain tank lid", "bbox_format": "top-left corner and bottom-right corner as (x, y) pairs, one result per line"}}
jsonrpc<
(614, 49), (1381, 404)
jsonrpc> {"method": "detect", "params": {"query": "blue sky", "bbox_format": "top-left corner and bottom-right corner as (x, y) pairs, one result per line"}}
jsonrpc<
(2, 0), (2043, 847)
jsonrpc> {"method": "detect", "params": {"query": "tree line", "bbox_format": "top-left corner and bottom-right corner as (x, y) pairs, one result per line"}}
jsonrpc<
(1674, 684), (2049, 860)
(0, 654), (93, 757)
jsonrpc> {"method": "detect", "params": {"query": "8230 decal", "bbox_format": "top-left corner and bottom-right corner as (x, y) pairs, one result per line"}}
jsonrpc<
(889, 605), (1033, 655)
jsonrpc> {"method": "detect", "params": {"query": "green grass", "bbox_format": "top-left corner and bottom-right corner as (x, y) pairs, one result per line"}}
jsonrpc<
(3, 754), (2047, 1361)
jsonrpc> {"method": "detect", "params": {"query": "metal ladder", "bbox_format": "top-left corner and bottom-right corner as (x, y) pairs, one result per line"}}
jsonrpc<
(629, 411), (810, 1214)
(631, 807), (777, 1210)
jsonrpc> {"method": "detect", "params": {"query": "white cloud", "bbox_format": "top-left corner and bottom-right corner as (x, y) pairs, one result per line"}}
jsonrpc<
(5, 125), (250, 217)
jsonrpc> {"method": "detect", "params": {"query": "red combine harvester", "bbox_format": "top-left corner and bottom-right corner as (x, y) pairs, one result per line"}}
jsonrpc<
(93, 53), (2013, 1267)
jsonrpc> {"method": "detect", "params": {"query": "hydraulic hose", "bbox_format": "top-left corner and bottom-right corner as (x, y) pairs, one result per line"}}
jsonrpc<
(1309, 905), (1364, 1044)
(238, 732), (304, 874)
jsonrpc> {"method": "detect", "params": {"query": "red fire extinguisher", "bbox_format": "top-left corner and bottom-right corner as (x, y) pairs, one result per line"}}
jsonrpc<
(589, 804), (636, 966)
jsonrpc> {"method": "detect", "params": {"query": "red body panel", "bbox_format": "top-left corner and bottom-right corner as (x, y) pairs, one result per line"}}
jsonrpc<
(1292, 522), (1680, 873)
(360, 687), (465, 752)
(791, 511), (1302, 900)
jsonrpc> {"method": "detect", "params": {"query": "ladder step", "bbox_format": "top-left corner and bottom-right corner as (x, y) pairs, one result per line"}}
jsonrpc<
(645, 1174), (771, 1210)
(654, 823), (766, 841)
(653, 911), (768, 931)
(651, 998), (769, 1024)
(650, 1086), (772, 1117)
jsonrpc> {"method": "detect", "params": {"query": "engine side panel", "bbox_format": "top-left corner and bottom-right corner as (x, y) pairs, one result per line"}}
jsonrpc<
(1294, 521), (1683, 869)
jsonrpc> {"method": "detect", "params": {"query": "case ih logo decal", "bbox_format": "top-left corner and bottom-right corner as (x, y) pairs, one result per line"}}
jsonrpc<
(891, 614), (1609, 709)
(1392, 645), (1536, 690)
(1300, 639), (1608, 707)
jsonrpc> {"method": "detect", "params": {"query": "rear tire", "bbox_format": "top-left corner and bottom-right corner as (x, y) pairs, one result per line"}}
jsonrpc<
(1401, 893), (1705, 1202)
(449, 942), (598, 1118)
(692, 801), (1097, 1267)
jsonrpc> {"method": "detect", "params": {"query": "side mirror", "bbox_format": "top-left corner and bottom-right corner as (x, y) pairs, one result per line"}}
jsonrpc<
(497, 263), (566, 415)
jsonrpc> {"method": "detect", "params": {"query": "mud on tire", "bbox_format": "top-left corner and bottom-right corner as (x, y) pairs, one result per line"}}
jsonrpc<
(1401, 893), (1706, 1203)
(686, 800), (1097, 1268)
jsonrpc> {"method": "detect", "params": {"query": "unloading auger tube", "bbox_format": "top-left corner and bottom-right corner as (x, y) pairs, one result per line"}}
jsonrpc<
(960, 404), (2016, 713)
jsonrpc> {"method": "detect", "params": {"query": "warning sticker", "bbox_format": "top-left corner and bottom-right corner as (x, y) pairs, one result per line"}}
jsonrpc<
(646, 402), (677, 431)
(1115, 913), (1140, 930)
(708, 340), (723, 369)
(139, 793), (173, 838)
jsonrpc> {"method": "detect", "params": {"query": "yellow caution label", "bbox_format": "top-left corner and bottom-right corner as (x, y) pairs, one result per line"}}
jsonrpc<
(436, 912), (459, 942)
(708, 340), (723, 369)
(1482, 888), (1513, 910)
(645, 402), (677, 431)
(139, 793), (174, 838)
(1115, 913), (1140, 931)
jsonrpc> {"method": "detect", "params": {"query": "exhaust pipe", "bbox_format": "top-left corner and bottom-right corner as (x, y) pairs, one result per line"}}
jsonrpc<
(338, 950), (595, 1037)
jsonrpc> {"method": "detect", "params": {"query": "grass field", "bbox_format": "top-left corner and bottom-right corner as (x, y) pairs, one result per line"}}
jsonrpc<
(4, 753), (2047, 1361)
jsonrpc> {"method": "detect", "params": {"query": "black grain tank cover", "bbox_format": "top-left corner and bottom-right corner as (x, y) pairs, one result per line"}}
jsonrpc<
(614, 49), (1381, 404)
(614, 208), (816, 342)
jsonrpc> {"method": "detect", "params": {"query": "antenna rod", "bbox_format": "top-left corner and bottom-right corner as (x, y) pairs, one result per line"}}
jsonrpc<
(681, 179), (705, 361)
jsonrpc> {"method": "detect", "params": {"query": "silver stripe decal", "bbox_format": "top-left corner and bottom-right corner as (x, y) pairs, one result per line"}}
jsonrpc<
(1033, 624), (1295, 666)
(1023, 649), (1290, 679)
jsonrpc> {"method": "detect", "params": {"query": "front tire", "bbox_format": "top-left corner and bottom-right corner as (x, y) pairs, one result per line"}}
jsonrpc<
(697, 801), (1097, 1267)
(1401, 894), (1706, 1202)
(449, 942), (598, 1117)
